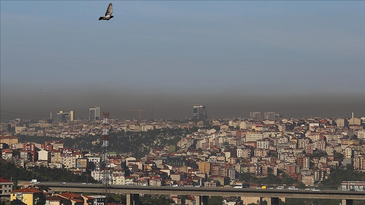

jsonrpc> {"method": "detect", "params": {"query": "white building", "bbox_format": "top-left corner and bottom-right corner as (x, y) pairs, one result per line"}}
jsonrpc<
(38, 149), (51, 162)
(256, 138), (272, 149)
(357, 130), (365, 140)
(336, 118), (347, 127)
(89, 106), (101, 121)
(239, 121), (252, 130)
(91, 170), (113, 183)
(246, 132), (263, 142)
(88, 195), (106, 205)
(344, 147), (354, 159)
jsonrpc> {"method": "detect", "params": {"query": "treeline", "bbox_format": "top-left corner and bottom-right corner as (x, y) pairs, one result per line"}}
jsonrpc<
(239, 173), (305, 188)
(320, 166), (365, 189)
(17, 127), (197, 157)
(0, 159), (96, 184)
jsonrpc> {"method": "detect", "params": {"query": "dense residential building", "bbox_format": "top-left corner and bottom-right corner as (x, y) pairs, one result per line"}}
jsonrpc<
(0, 178), (13, 202)
(0, 136), (18, 147)
(50, 150), (62, 164)
(198, 161), (211, 173)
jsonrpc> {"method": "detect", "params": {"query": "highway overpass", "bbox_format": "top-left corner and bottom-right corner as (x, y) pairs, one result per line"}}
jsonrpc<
(37, 182), (365, 205)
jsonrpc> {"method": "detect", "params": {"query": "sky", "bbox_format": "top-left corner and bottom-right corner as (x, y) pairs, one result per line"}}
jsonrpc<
(1, 1), (365, 121)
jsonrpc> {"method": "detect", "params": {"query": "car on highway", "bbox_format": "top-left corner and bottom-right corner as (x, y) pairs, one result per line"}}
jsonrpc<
(288, 186), (298, 190)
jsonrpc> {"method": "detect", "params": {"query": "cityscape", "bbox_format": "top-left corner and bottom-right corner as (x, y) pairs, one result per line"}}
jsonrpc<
(1, 1), (365, 205)
(1, 105), (365, 205)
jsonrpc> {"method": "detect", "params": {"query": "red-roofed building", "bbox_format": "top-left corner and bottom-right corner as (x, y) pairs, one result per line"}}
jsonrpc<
(46, 195), (71, 205)
(57, 192), (94, 205)
(10, 187), (45, 205)
(57, 192), (80, 199)
(82, 195), (95, 204)
(57, 192), (83, 205)
(0, 177), (13, 201)
(42, 142), (53, 151)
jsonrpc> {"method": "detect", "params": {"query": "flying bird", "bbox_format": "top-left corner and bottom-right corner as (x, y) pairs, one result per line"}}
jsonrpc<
(99, 3), (114, 21)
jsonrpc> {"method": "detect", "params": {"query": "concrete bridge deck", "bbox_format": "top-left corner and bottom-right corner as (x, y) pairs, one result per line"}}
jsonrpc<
(36, 182), (365, 205)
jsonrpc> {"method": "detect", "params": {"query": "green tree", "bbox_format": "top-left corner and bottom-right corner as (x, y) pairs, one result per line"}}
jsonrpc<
(149, 195), (173, 205)
(311, 150), (327, 158)
(350, 135), (358, 140)
(208, 196), (223, 205)
(320, 167), (365, 189)
(239, 173), (255, 182)
(107, 194), (125, 204)
(0, 159), (96, 183)
(334, 152), (344, 161)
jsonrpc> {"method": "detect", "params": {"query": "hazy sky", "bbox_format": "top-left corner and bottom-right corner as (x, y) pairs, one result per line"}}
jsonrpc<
(1, 1), (364, 121)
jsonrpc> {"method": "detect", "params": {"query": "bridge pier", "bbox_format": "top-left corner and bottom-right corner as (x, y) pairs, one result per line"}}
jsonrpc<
(342, 199), (353, 205)
(126, 194), (140, 205)
(265, 197), (279, 205)
(196, 195), (209, 205)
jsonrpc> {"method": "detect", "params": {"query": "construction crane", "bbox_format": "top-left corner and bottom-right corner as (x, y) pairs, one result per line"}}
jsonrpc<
(120, 109), (145, 121)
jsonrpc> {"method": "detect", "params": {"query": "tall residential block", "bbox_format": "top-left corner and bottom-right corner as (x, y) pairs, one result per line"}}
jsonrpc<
(250, 112), (261, 120)
(264, 112), (276, 120)
(55, 111), (75, 122)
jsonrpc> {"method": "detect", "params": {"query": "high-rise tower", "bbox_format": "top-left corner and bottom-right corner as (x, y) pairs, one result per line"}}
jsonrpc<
(89, 106), (101, 121)
(56, 111), (75, 122)
(193, 105), (207, 122)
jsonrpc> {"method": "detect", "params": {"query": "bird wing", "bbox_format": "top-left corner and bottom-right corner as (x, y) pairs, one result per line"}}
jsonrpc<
(105, 3), (113, 16)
